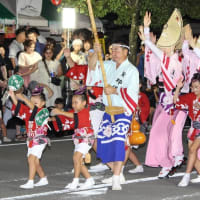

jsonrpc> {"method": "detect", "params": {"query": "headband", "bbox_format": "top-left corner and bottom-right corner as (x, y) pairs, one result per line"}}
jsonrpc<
(112, 43), (130, 50)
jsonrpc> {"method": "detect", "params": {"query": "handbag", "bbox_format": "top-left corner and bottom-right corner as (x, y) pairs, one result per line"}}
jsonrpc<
(43, 59), (61, 86)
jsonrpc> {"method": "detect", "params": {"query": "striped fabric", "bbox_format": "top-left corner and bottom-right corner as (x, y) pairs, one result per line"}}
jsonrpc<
(120, 88), (137, 113)
(161, 54), (176, 91)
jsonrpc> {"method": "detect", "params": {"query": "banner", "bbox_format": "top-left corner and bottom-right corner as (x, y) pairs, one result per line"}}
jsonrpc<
(17, 0), (43, 17)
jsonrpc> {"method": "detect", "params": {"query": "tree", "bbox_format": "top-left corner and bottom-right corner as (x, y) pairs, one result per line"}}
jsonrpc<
(60, 0), (200, 64)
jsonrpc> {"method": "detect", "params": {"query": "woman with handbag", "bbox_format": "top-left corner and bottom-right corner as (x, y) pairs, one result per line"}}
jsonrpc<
(30, 46), (63, 107)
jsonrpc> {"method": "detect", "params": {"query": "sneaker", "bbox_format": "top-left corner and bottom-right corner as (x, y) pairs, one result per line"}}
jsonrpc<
(174, 155), (184, 168)
(132, 145), (139, 149)
(102, 173), (125, 184)
(89, 163), (109, 172)
(65, 178), (79, 190)
(34, 177), (48, 187)
(112, 175), (122, 190)
(158, 167), (171, 179)
(79, 177), (95, 190)
(178, 173), (190, 187)
(3, 137), (12, 142)
(190, 175), (200, 183)
(128, 165), (144, 174)
(20, 180), (34, 189)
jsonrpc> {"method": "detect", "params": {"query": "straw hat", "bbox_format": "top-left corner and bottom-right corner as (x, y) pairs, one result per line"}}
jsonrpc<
(195, 36), (200, 49)
(157, 8), (183, 48)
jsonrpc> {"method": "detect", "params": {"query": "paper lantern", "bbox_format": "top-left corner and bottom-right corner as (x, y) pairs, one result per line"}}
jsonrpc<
(51, 0), (62, 6)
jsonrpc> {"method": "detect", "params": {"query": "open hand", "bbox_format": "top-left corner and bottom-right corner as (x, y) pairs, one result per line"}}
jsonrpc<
(144, 11), (151, 27)
(138, 25), (145, 41)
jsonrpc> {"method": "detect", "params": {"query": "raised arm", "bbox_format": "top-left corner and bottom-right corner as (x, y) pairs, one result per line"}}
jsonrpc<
(16, 93), (34, 110)
(63, 48), (75, 68)
(138, 11), (163, 60)
(173, 78), (184, 104)
(38, 83), (54, 98)
(51, 108), (74, 119)
(88, 43), (99, 71)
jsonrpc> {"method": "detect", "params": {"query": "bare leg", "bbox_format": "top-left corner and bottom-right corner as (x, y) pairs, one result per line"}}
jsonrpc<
(0, 119), (7, 137)
(92, 139), (97, 152)
(123, 147), (131, 165)
(194, 159), (200, 174)
(113, 161), (123, 176)
(186, 139), (200, 173)
(129, 150), (141, 166)
(28, 155), (37, 180)
(81, 164), (91, 179)
(35, 158), (45, 178)
(73, 151), (83, 178)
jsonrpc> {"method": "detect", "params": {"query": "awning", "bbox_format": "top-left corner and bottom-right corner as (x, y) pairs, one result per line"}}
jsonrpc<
(18, 15), (48, 27)
(0, 3), (15, 19)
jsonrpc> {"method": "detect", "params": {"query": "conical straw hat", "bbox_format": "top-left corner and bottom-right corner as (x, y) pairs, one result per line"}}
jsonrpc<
(157, 8), (183, 48)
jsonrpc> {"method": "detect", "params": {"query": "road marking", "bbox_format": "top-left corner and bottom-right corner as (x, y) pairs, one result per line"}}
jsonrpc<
(162, 192), (200, 200)
(0, 172), (196, 200)
(0, 138), (73, 147)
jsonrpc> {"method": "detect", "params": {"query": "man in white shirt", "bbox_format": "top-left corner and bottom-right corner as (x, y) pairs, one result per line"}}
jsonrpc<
(9, 28), (26, 69)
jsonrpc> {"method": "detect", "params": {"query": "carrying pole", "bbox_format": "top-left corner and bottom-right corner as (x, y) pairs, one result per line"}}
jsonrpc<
(86, 0), (114, 122)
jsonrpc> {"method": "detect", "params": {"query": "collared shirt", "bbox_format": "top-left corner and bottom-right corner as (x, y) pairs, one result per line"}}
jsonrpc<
(86, 59), (139, 114)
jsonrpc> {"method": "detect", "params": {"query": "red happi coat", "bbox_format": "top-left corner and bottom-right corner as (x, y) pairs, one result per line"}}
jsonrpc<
(175, 93), (200, 141)
(12, 102), (48, 147)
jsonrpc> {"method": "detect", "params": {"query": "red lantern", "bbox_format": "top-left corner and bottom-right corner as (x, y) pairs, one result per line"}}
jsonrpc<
(51, 0), (62, 6)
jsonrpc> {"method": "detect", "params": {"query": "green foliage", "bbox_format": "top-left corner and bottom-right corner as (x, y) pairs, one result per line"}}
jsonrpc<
(61, 0), (200, 28)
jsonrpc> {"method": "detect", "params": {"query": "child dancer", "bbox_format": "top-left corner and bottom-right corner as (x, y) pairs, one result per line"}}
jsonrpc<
(174, 73), (200, 187)
(52, 92), (95, 190)
(9, 86), (49, 189)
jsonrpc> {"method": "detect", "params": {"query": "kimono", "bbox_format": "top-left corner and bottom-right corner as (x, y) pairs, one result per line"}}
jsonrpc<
(86, 59), (139, 163)
(144, 27), (187, 168)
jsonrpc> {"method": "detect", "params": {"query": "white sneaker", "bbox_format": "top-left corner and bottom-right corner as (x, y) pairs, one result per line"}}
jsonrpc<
(3, 137), (12, 142)
(102, 173), (125, 184)
(34, 177), (48, 187)
(112, 175), (122, 190)
(20, 180), (34, 189)
(174, 155), (184, 167)
(80, 177), (95, 190)
(178, 173), (190, 187)
(190, 175), (200, 183)
(65, 178), (79, 190)
(89, 163), (109, 172)
(158, 167), (171, 178)
(128, 165), (144, 174)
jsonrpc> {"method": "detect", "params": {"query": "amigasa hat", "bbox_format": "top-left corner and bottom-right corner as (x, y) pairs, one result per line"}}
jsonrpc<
(157, 8), (183, 48)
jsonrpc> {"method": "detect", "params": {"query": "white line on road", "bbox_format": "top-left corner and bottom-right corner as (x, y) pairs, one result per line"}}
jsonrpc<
(0, 138), (73, 147)
(162, 192), (200, 200)
(0, 172), (196, 200)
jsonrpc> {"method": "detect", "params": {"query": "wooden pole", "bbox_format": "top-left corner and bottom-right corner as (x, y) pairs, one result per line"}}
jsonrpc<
(86, 0), (115, 122)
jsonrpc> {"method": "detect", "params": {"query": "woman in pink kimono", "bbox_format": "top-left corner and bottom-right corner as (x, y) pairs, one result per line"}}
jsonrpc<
(138, 10), (186, 178)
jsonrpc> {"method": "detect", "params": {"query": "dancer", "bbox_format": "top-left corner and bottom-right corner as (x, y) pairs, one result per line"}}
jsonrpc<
(9, 86), (49, 189)
(52, 92), (95, 190)
(138, 10), (186, 178)
(88, 39), (139, 190)
(174, 73), (200, 187)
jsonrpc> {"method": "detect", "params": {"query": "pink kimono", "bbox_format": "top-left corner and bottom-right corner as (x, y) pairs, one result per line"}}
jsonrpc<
(144, 27), (187, 168)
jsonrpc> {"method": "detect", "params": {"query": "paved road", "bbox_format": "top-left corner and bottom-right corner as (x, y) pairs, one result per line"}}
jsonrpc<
(0, 131), (200, 200)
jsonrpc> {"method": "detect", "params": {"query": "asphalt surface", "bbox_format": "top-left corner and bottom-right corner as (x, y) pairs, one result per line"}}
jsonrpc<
(0, 129), (200, 200)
